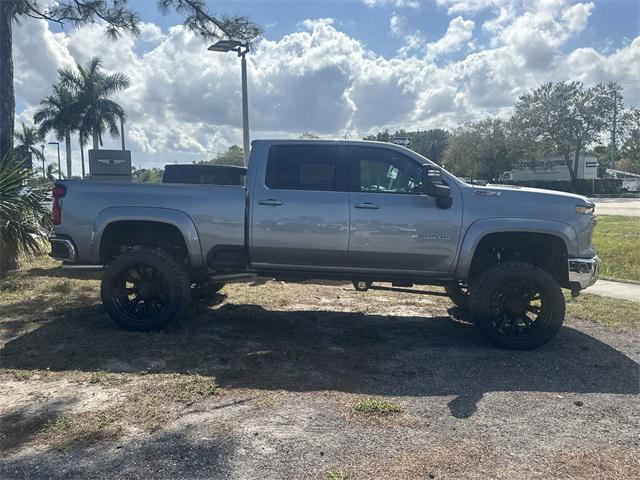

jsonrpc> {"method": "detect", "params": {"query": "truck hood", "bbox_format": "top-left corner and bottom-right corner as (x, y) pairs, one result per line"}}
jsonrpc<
(479, 184), (590, 204)
(463, 183), (593, 225)
(463, 183), (597, 258)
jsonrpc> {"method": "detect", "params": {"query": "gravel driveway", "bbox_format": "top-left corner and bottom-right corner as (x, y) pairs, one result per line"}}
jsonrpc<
(1, 280), (639, 479)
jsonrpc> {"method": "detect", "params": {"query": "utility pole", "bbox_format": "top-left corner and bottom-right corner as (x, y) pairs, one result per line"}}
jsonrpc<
(611, 90), (617, 169)
(240, 52), (250, 166)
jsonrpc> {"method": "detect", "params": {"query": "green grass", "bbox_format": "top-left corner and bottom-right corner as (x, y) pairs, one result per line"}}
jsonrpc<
(592, 216), (640, 282)
(326, 467), (355, 480)
(164, 375), (218, 403)
(566, 293), (640, 331)
(351, 398), (402, 416)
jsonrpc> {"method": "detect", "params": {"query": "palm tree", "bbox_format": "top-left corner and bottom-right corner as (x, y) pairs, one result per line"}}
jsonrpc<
(34, 162), (63, 182)
(0, 151), (51, 275)
(60, 57), (130, 152)
(33, 84), (77, 179)
(14, 123), (44, 172)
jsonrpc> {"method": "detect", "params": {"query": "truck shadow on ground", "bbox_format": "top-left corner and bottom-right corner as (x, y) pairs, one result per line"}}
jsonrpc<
(2, 299), (638, 419)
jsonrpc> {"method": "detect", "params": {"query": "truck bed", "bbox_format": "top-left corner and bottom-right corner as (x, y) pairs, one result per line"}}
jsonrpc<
(54, 181), (246, 265)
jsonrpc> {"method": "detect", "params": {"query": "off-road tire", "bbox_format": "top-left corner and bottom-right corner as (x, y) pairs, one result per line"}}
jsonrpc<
(101, 247), (190, 331)
(469, 262), (565, 350)
(445, 281), (470, 310)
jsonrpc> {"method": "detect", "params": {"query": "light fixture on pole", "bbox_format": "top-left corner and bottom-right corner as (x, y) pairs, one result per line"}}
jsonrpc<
(208, 39), (251, 165)
(48, 141), (61, 179)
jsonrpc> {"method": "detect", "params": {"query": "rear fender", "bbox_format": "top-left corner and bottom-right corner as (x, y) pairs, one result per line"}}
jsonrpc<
(91, 207), (204, 267)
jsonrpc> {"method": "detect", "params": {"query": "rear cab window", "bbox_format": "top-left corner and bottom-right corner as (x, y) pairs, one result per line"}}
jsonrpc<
(266, 144), (348, 191)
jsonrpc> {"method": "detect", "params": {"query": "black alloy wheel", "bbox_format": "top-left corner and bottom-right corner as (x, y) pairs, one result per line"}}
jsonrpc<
(469, 262), (565, 349)
(101, 247), (190, 331)
(485, 281), (548, 338)
(112, 265), (170, 322)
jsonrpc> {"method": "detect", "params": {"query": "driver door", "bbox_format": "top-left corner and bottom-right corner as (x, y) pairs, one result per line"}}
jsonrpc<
(347, 145), (462, 274)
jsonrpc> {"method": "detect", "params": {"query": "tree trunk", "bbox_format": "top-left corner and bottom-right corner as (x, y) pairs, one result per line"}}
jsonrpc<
(572, 147), (582, 193)
(93, 128), (99, 150)
(563, 150), (578, 192)
(80, 140), (85, 179)
(0, 236), (19, 276)
(0, 3), (19, 275)
(65, 132), (72, 178)
(0, 3), (15, 162)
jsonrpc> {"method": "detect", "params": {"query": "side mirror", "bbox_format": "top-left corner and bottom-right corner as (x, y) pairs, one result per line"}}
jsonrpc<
(422, 165), (450, 197)
(422, 164), (452, 209)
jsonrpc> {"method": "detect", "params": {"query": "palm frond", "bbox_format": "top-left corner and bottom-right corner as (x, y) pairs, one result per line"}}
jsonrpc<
(0, 152), (52, 268)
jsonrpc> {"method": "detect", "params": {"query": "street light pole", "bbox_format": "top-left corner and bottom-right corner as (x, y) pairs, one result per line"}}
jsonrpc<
(240, 52), (250, 165)
(48, 142), (61, 179)
(208, 40), (251, 166)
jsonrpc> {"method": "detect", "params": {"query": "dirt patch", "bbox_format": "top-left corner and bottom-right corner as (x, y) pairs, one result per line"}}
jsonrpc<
(1, 257), (639, 479)
(348, 445), (640, 480)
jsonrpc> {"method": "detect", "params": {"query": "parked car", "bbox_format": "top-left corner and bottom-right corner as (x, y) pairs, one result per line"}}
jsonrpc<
(49, 140), (599, 349)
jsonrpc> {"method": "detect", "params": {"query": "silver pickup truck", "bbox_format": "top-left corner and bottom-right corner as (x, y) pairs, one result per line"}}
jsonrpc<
(49, 140), (599, 349)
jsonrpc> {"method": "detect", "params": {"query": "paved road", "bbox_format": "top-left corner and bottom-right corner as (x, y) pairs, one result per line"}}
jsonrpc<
(585, 279), (640, 302)
(591, 198), (640, 217)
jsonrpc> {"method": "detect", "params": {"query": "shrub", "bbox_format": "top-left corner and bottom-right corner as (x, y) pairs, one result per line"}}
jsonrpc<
(0, 152), (52, 275)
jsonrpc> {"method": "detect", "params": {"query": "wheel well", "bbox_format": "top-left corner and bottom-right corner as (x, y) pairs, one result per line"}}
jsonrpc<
(100, 221), (189, 264)
(469, 232), (568, 285)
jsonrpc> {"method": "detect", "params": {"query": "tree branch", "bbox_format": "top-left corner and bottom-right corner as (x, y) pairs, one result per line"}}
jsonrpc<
(24, 0), (140, 37)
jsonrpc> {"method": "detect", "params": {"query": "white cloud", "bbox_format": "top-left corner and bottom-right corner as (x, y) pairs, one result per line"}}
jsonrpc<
(434, 0), (503, 14)
(12, 8), (640, 172)
(491, 1), (596, 69)
(390, 14), (408, 37)
(562, 2), (595, 32)
(364, 0), (421, 8)
(425, 16), (475, 60)
(389, 14), (425, 57)
(13, 19), (76, 105)
(138, 22), (167, 43)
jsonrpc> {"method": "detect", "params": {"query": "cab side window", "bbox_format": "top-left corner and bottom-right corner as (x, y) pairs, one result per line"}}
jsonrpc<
(266, 145), (347, 191)
(350, 146), (423, 194)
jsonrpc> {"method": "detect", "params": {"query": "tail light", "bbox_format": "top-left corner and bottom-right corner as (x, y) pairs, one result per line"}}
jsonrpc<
(52, 185), (66, 225)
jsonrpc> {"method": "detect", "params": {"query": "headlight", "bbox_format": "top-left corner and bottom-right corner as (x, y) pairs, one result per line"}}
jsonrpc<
(576, 203), (595, 215)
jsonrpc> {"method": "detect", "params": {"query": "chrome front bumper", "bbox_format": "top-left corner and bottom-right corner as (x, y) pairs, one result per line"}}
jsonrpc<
(568, 256), (600, 289)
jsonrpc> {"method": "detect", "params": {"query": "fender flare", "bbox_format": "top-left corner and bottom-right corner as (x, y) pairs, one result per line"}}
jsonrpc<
(91, 206), (204, 267)
(453, 218), (578, 280)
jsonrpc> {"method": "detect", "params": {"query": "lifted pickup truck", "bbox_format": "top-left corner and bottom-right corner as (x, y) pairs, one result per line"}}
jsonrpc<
(49, 140), (599, 349)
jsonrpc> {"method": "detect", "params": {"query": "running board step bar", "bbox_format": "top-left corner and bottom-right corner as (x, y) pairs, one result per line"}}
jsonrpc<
(208, 272), (256, 283)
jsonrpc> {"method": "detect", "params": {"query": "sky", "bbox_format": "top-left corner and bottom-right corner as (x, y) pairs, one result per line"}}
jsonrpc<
(12, 0), (640, 171)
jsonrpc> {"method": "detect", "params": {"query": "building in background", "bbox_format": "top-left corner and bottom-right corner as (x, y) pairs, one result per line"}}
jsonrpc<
(500, 155), (598, 182)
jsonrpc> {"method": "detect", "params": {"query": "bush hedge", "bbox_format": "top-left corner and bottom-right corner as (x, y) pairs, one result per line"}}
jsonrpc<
(500, 178), (623, 194)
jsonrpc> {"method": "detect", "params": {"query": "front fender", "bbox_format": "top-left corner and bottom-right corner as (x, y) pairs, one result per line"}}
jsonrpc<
(453, 218), (578, 280)
(91, 206), (204, 267)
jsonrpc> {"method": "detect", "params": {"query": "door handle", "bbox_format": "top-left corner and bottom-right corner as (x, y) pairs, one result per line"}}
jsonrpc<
(258, 199), (283, 206)
(355, 202), (380, 209)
